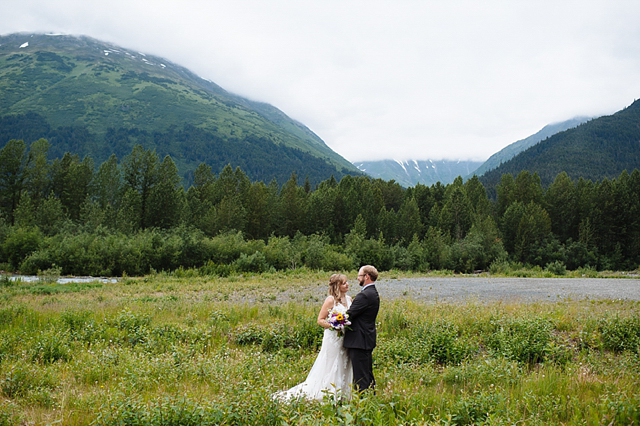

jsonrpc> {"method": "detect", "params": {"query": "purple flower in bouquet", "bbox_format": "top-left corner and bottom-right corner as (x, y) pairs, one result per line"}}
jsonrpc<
(327, 308), (351, 337)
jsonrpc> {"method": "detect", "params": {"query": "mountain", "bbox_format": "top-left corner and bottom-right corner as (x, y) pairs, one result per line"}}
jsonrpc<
(479, 99), (640, 192)
(470, 116), (594, 178)
(354, 159), (483, 187)
(356, 116), (592, 188)
(0, 33), (361, 185)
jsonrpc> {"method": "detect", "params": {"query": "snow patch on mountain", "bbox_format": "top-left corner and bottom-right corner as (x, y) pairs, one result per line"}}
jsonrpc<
(394, 159), (408, 175)
(353, 159), (484, 187)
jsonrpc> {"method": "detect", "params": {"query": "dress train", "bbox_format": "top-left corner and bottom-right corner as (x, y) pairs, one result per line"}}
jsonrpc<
(273, 300), (352, 401)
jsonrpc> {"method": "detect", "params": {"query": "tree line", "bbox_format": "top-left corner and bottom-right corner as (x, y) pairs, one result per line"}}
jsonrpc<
(0, 138), (638, 276)
(0, 113), (357, 189)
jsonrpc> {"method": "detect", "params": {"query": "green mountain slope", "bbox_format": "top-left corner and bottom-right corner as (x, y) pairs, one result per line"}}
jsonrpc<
(470, 116), (593, 178)
(0, 33), (361, 185)
(479, 99), (640, 191)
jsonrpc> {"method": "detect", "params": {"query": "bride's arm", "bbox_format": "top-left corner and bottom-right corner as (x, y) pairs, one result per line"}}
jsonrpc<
(317, 296), (334, 329)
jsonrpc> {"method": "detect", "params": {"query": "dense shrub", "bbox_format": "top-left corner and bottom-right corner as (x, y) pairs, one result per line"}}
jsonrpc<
(234, 251), (269, 273)
(198, 260), (235, 277)
(422, 226), (451, 270)
(390, 239), (429, 271)
(59, 309), (92, 334)
(565, 240), (598, 270)
(176, 227), (214, 267)
(451, 391), (504, 425)
(209, 231), (263, 265)
(263, 235), (298, 270)
(486, 317), (553, 365)
(2, 226), (42, 269)
(319, 249), (354, 271)
(0, 363), (55, 399)
(0, 305), (27, 327)
(377, 336), (415, 364)
(19, 228), (228, 276)
(232, 318), (323, 352)
(114, 310), (152, 333)
(29, 329), (73, 364)
(447, 239), (484, 273)
(94, 393), (287, 426)
(377, 320), (471, 366)
(488, 257), (512, 275)
(416, 321), (471, 365)
(299, 233), (330, 270)
(94, 397), (226, 426)
(598, 315), (640, 353)
(19, 250), (53, 275)
(545, 260), (567, 276)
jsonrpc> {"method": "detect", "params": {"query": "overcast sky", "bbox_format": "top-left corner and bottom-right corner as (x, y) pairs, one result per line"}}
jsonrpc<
(3, 1), (640, 162)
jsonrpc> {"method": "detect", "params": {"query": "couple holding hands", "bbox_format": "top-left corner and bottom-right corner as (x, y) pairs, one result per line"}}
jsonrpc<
(275, 265), (380, 401)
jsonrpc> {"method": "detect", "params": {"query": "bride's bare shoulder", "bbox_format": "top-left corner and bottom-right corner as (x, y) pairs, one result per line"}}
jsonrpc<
(322, 295), (335, 306)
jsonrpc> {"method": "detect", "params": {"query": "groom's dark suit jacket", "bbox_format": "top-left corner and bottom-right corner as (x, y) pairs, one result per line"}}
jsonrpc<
(343, 284), (379, 350)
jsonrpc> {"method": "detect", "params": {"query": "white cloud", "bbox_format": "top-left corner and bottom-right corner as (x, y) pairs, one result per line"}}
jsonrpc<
(3, 0), (640, 162)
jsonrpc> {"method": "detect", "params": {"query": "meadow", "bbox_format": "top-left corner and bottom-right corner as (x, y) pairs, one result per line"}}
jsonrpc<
(1, 269), (639, 425)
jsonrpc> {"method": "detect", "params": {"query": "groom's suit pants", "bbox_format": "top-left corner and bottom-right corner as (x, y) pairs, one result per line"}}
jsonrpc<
(349, 348), (375, 391)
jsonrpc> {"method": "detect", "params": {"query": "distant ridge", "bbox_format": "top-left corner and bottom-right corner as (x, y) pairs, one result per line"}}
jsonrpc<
(0, 32), (361, 185)
(354, 159), (483, 187)
(470, 116), (594, 178)
(479, 99), (640, 191)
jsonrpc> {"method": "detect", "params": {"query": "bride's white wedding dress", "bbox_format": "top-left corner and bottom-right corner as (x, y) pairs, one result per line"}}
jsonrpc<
(274, 296), (353, 401)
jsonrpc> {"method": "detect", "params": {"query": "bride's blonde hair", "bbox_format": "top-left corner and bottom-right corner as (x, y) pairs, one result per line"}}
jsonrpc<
(328, 273), (347, 301)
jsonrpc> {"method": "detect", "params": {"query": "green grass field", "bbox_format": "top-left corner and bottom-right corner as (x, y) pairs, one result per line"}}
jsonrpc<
(1, 270), (639, 425)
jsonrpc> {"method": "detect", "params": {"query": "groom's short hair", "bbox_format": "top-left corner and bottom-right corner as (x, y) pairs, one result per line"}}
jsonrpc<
(362, 265), (378, 282)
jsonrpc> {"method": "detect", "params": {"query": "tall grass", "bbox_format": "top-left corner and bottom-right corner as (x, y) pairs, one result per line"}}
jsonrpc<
(0, 272), (639, 424)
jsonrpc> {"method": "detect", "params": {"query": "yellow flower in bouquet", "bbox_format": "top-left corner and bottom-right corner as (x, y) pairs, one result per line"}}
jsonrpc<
(327, 308), (351, 337)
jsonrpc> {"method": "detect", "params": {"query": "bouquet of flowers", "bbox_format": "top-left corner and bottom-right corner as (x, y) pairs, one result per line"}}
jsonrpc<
(327, 308), (351, 337)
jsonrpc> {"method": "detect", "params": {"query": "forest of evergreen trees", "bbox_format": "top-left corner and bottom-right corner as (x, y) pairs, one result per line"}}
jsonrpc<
(0, 113), (357, 189)
(0, 138), (639, 276)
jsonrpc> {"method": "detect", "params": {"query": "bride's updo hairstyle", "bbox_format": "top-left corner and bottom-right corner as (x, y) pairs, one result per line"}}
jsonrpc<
(328, 273), (347, 301)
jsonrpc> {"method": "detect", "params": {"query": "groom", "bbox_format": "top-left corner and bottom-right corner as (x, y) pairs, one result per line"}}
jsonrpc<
(344, 265), (380, 392)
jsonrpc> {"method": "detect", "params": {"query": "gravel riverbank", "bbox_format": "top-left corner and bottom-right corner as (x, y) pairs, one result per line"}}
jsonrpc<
(375, 276), (640, 303)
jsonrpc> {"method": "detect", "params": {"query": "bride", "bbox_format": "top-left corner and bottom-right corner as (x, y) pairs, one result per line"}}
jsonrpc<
(274, 273), (353, 401)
